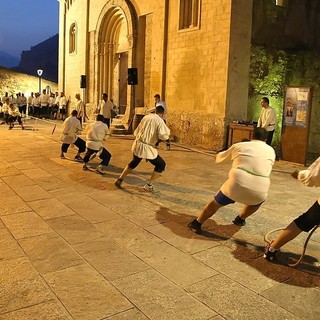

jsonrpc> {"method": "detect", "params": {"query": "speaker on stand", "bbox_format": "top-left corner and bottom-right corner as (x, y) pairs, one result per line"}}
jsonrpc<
(126, 68), (138, 134)
(80, 75), (87, 122)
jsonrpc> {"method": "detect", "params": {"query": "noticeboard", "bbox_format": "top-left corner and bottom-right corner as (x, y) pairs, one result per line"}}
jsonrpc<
(281, 86), (312, 165)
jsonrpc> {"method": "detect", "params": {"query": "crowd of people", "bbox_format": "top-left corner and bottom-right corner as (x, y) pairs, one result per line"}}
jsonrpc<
(1, 91), (318, 264)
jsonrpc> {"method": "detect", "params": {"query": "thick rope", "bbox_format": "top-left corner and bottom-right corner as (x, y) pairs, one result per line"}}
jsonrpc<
(264, 225), (319, 267)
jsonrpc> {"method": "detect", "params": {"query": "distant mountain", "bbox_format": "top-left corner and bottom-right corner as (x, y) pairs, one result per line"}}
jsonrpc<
(13, 34), (58, 83)
(0, 51), (20, 68)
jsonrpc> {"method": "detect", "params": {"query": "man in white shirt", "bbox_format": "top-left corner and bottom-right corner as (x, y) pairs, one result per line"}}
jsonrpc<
(40, 89), (50, 118)
(59, 92), (67, 120)
(114, 105), (170, 192)
(83, 114), (111, 174)
(188, 127), (275, 232)
(257, 97), (276, 145)
(99, 93), (115, 128)
(75, 93), (85, 124)
(60, 110), (85, 161)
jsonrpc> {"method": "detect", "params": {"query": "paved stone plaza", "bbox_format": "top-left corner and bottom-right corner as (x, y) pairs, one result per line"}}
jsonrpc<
(0, 119), (319, 320)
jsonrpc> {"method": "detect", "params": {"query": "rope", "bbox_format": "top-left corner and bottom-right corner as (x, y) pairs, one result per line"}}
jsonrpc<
(264, 225), (319, 267)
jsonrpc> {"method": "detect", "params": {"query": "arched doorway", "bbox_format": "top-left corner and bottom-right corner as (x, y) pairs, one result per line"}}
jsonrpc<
(95, 1), (137, 123)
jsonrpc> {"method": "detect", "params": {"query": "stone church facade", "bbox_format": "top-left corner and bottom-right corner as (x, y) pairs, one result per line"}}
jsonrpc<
(58, 0), (253, 150)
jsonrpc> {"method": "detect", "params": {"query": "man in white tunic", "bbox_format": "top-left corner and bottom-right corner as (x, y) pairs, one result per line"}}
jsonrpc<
(188, 127), (276, 232)
(83, 114), (111, 174)
(257, 97), (276, 146)
(114, 105), (170, 192)
(60, 110), (85, 160)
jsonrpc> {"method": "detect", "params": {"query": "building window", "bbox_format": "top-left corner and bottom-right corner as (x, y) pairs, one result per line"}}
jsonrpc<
(179, 0), (200, 30)
(69, 23), (76, 54)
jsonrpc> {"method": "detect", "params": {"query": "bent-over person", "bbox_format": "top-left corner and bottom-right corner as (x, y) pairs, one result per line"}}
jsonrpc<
(114, 105), (170, 192)
(60, 110), (85, 161)
(188, 127), (276, 232)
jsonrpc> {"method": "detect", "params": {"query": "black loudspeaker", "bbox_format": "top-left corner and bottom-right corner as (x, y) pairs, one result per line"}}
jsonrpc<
(80, 75), (87, 88)
(128, 68), (138, 85)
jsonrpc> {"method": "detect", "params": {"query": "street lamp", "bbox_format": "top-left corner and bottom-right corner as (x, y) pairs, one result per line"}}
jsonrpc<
(37, 69), (43, 93)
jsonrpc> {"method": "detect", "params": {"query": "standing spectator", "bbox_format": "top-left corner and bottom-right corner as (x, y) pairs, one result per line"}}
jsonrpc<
(2, 98), (10, 125)
(59, 92), (67, 120)
(82, 114), (111, 174)
(114, 105), (170, 192)
(52, 92), (60, 119)
(33, 93), (41, 117)
(20, 93), (27, 116)
(40, 89), (50, 118)
(27, 93), (34, 116)
(257, 97), (277, 146)
(188, 127), (276, 232)
(2, 92), (10, 104)
(99, 93), (116, 128)
(75, 93), (85, 124)
(60, 110), (85, 160)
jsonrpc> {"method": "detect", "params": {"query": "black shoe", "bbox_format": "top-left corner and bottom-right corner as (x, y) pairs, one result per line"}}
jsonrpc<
(263, 243), (279, 261)
(232, 215), (246, 226)
(188, 219), (202, 232)
(114, 178), (123, 188)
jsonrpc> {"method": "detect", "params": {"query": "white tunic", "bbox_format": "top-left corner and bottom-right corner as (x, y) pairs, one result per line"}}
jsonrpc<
(297, 157), (320, 202)
(60, 116), (82, 144)
(216, 140), (276, 205)
(131, 113), (170, 159)
(86, 120), (110, 150)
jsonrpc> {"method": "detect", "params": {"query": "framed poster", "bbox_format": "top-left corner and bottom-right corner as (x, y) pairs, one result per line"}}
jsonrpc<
(281, 86), (312, 165)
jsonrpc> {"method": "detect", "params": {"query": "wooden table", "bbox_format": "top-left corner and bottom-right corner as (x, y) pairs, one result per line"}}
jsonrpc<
(228, 123), (255, 147)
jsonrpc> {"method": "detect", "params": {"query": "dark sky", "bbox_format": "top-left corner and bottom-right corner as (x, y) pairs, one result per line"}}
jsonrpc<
(0, 0), (59, 58)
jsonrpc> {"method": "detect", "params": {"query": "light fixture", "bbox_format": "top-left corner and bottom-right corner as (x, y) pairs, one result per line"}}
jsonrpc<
(276, 0), (285, 6)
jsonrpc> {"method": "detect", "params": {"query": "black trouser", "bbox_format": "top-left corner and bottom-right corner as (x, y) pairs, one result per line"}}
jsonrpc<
(103, 117), (110, 128)
(8, 115), (23, 125)
(128, 154), (166, 173)
(61, 137), (86, 153)
(83, 147), (111, 166)
(294, 201), (320, 232)
(266, 130), (274, 146)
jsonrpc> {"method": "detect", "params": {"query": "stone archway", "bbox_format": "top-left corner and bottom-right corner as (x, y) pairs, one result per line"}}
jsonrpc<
(95, 0), (137, 125)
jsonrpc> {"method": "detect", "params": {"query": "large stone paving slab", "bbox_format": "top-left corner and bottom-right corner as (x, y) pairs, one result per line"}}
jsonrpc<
(105, 308), (149, 320)
(28, 198), (75, 219)
(62, 195), (122, 223)
(0, 257), (55, 314)
(2, 174), (36, 188)
(112, 269), (216, 320)
(261, 275), (320, 320)
(0, 300), (72, 320)
(0, 194), (32, 216)
(185, 274), (299, 320)
(47, 214), (104, 244)
(1, 211), (54, 239)
(95, 218), (217, 287)
(0, 228), (25, 260)
(13, 184), (52, 202)
(44, 264), (132, 319)
(19, 233), (85, 274)
(73, 238), (150, 281)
